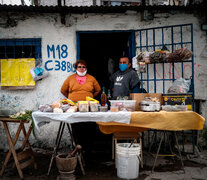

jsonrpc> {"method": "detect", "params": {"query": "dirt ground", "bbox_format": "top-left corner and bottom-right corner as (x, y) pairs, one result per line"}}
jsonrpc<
(1, 147), (207, 180)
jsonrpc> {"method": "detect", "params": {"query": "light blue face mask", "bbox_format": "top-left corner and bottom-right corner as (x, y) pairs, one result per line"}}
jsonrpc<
(119, 64), (128, 71)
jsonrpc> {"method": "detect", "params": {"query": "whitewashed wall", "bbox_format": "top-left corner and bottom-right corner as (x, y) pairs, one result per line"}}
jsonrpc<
(0, 11), (206, 149)
(39, 0), (97, 6)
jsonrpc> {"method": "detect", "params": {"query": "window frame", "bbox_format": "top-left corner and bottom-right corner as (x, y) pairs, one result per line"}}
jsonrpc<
(0, 38), (42, 90)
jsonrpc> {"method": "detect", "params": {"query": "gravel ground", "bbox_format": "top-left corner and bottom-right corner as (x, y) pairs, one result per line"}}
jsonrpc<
(1, 148), (207, 180)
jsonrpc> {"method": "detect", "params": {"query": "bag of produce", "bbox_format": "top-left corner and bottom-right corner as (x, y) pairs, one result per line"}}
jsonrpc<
(167, 78), (191, 94)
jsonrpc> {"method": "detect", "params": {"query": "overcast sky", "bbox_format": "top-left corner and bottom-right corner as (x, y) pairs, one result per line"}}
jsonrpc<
(0, 0), (32, 5)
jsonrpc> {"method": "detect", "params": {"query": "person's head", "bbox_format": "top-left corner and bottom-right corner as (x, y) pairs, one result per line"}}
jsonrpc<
(75, 60), (87, 76)
(119, 56), (131, 72)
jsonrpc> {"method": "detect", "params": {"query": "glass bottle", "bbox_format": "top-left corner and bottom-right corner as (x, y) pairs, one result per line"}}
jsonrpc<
(107, 89), (112, 109)
(101, 87), (107, 106)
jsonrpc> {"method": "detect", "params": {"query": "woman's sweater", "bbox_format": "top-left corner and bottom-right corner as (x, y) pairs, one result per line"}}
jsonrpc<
(61, 74), (101, 102)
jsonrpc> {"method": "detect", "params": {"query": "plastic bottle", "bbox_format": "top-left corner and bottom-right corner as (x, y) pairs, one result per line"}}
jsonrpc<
(105, 103), (108, 110)
(101, 87), (107, 106)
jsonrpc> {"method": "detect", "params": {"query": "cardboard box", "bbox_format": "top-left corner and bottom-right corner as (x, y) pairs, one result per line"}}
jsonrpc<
(162, 94), (193, 110)
(130, 93), (162, 111)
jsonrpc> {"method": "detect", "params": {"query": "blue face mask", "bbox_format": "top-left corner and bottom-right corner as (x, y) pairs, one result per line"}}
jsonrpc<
(119, 64), (128, 71)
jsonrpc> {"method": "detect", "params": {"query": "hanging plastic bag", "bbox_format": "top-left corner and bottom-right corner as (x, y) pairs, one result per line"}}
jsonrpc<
(137, 51), (152, 63)
(30, 58), (49, 81)
(167, 78), (191, 94)
(30, 67), (49, 81)
(173, 48), (192, 61)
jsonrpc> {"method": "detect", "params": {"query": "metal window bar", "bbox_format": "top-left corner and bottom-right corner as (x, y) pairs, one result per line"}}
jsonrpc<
(135, 24), (194, 97)
(134, 24), (195, 153)
(0, 39), (41, 59)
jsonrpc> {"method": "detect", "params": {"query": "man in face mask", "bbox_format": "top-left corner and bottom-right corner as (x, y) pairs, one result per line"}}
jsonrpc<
(110, 56), (140, 100)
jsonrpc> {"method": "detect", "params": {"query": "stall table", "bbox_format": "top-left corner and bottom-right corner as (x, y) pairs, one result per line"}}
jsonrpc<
(0, 117), (37, 179)
(32, 111), (131, 175)
(97, 111), (205, 133)
(97, 111), (205, 171)
(32, 111), (205, 173)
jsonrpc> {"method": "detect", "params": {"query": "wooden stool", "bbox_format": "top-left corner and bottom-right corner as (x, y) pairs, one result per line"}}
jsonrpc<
(0, 117), (37, 179)
(112, 132), (143, 168)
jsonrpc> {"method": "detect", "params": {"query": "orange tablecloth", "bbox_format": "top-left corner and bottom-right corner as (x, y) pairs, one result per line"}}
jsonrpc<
(97, 111), (205, 134)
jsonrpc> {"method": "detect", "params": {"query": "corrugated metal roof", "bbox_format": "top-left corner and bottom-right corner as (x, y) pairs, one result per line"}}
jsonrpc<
(0, 4), (206, 14)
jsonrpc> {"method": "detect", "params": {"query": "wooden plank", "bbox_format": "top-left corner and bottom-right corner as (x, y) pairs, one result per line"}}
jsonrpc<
(1, 86), (35, 90)
(102, 0), (142, 2)
(20, 158), (33, 169)
(17, 149), (32, 161)
(2, 122), (24, 179)
(21, 125), (32, 149)
(0, 122), (23, 175)
(114, 132), (140, 138)
(0, 117), (29, 123)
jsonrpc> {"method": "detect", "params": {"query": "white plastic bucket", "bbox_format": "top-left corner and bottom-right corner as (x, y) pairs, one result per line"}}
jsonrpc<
(116, 143), (140, 179)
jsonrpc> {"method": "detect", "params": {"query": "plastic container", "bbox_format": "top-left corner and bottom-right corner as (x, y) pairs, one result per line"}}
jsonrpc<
(162, 105), (188, 111)
(109, 100), (136, 112)
(140, 101), (160, 112)
(116, 143), (140, 179)
(89, 101), (99, 112)
(100, 106), (108, 112)
(110, 106), (119, 112)
(78, 101), (89, 112)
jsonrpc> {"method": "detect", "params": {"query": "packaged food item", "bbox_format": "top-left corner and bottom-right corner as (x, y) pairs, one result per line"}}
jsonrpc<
(86, 96), (99, 103)
(78, 101), (89, 112)
(162, 105), (188, 111)
(53, 108), (63, 113)
(65, 106), (78, 113)
(52, 101), (61, 109)
(109, 100), (136, 112)
(137, 51), (152, 63)
(175, 105), (188, 111)
(139, 62), (146, 73)
(61, 104), (70, 112)
(173, 48), (192, 61)
(140, 97), (160, 112)
(110, 106), (119, 112)
(162, 93), (193, 110)
(100, 106), (108, 112)
(60, 99), (75, 106)
(150, 51), (164, 63)
(89, 101), (99, 112)
(39, 104), (53, 112)
(140, 101), (160, 112)
(161, 105), (173, 111)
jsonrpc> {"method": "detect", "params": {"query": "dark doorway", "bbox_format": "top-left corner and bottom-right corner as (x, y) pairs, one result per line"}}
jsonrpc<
(78, 32), (132, 95)
(76, 31), (132, 154)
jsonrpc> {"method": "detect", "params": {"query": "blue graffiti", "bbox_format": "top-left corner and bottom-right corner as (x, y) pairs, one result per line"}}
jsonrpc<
(46, 44), (74, 72)
(47, 44), (68, 59)
(45, 60), (75, 72)
(45, 60), (53, 71)
(47, 44), (55, 59)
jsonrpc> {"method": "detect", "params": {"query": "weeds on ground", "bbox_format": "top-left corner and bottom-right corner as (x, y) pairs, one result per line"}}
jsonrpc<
(198, 128), (207, 151)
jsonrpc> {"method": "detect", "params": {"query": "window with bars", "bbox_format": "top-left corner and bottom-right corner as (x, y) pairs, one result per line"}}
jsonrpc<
(0, 38), (42, 89)
(134, 23), (194, 109)
(0, 38), (41, 59)
(101, 0), (142, 6)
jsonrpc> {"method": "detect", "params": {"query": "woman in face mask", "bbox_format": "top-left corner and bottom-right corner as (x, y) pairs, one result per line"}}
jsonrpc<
(61, 60), (101, 154)
(110, 56), (140, 100)
(61, 59), (101, 102)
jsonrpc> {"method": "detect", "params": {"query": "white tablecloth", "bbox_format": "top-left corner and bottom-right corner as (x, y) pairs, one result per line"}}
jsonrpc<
(32, 111), (131, 132)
